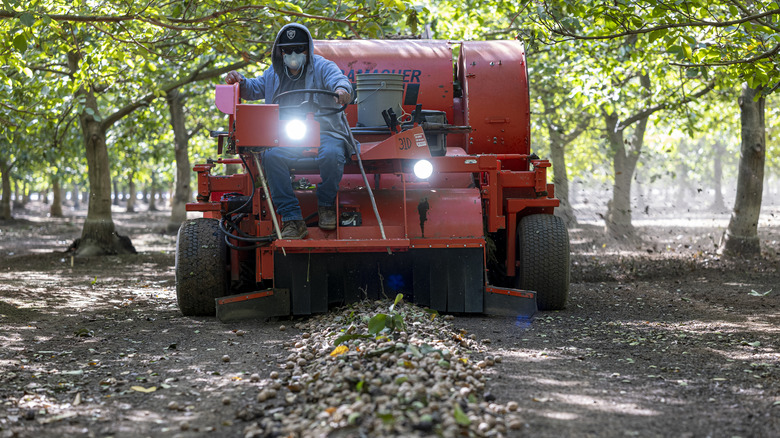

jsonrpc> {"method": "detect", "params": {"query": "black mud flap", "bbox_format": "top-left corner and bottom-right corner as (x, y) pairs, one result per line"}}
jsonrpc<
(273, 248), (485, 316)
(215, 289), (290, 322)
(483, 286), (537, 320)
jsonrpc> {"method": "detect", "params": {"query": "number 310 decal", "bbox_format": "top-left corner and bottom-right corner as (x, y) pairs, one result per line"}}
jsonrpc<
(398, 137), (412, 150)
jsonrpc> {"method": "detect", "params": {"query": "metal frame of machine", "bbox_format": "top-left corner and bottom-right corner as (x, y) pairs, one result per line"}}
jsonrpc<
(176, 39), (570, 321)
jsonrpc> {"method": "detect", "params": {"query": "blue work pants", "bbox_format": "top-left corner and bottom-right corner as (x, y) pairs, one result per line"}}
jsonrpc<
(263, 135), (347, 222)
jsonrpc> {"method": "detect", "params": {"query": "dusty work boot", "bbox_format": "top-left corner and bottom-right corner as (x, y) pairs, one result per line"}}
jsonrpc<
(280, 220), (308, 240)
(318, 206), (337, 231)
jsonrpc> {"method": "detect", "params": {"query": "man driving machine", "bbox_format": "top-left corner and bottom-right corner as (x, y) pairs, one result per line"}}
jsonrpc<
(225, 23), (353, 239)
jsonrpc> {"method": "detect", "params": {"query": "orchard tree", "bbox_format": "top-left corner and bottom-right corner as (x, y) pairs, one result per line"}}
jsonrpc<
(2, 0), (410, 255)
(416, 2), (716, 237)
(530, 0), (779, 253)
(529, 45), (593, 227)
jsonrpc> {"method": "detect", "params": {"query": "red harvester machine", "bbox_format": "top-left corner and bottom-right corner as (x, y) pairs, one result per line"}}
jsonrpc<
(176, 40), (570, 321)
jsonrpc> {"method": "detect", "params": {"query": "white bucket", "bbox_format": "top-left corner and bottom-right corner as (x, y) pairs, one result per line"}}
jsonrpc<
(356, 73), (404, 127)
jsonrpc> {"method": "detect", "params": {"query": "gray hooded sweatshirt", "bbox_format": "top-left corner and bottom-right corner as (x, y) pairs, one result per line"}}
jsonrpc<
(238, 23), (353, 140)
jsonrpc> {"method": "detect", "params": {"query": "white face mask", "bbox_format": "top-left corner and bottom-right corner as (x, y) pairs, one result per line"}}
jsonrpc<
(283, 52), (306, 71)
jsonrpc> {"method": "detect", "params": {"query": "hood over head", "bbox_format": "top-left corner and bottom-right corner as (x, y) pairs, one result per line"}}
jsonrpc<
(272, 23), (315, 76)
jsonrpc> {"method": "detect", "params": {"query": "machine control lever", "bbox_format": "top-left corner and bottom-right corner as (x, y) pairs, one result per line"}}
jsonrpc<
(387, 108), (399, 131)
(412, 104), (423, 125)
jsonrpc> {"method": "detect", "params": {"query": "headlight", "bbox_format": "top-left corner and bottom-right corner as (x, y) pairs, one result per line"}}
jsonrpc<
(285, 119), (307, 140)
(413, 159), (433, 179)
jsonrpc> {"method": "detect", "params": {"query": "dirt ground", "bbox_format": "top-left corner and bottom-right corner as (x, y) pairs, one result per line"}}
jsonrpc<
(0, 201), (778, 437)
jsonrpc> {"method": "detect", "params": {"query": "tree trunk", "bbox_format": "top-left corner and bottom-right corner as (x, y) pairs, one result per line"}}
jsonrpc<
(72, 183), (81, 210)
(41, 188), (49, 204)
(0, 159), (11, 220)
(22, 181), (30, 205)
(73, 82), (136, 256)
(148, 172), (158, 211)
(225, 161), (240, 175)
(13, 178), (22, 209)
(604, 111), (646, 239)
(167, 90), (192, 232)
(126, 171), (136, 213)
(50, 176), (63, 217)
(112, 177), (120, 206)
(635, 176), (646, 213)
(548, 132), (577, 227)
(720, 84), (766, 257)
(675, 139), (689, 208)
(711, 140), (727, 211)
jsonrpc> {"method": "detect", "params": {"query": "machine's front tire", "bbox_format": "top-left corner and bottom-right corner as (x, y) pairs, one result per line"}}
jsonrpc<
(516, 214), (570, 310)
(175, 218), (227, 316)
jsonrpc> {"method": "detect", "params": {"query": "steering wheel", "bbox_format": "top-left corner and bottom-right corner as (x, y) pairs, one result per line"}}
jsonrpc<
(272, 89), (349, 117)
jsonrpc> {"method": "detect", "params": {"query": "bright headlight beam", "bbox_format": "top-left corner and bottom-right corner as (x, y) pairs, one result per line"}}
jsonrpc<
(285, 120), (307, 140)
(413, 159), (433, 179)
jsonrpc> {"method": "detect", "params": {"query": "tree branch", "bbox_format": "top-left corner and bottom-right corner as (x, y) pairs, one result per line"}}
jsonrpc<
(100, 60), (249, 129)
(562, 115), (592, 145)
(538, 5), (780, 40)
(619, 80), (715, 128)
(30, 66), (72, 77)
(670, 42), (780, 67)
(186, 123), (204, 142)
(0, 102), (50, 117)
(0, 6), (357, 31)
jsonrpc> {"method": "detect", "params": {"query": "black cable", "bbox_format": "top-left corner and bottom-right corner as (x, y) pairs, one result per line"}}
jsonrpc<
(224, 235), (271, 251)
(224, 154), (256, 217)
(217, 154), (272, 250)
(221, 214), (255, 238)
(219, 217), (275, 243)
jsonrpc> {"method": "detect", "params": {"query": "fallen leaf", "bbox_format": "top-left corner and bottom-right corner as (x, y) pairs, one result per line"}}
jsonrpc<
(330, 345), (349, 357)
(131, 386), (157, 393)
(453, 403), (471, 426)
(39, 412), (77, 424)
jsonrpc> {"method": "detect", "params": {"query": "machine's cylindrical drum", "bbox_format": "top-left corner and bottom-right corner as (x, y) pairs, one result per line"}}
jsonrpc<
(458, 41), (531, 155)
(355, 73), (404, 127)
(314, 40), (455, 126)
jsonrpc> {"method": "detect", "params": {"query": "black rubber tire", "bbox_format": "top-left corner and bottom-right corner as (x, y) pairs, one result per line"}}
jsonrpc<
(175, 218), (227, 316)
(516, 214), (570, 311)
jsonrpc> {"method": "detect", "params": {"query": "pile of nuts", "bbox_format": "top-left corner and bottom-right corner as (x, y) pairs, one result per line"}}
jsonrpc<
(238, 300), (523, 437)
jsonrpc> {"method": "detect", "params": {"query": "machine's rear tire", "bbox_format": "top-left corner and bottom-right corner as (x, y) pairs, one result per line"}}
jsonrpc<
(516, 214), (570, 310)
(175, 218), (227, 316)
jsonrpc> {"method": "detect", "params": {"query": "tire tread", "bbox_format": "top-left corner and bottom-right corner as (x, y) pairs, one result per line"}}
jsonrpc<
(517, 214), (570, 310)
(175, 218), (227, 316)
